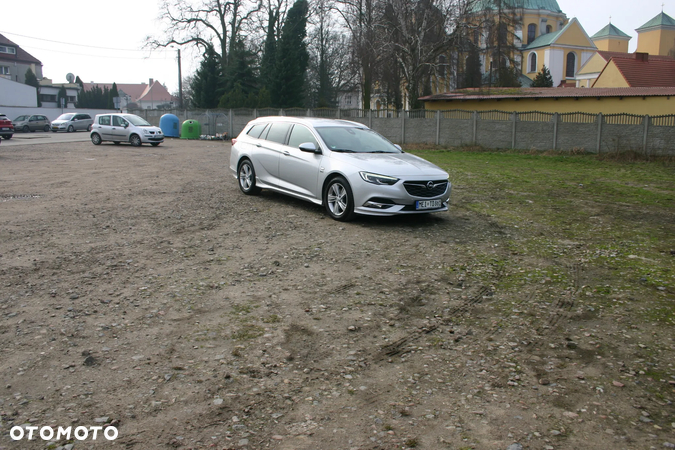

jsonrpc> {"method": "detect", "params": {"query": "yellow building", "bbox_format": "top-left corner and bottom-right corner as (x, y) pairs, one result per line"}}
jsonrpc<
(591, 23), (631, 53)
(635, 12), (675, 56)
(420, 87), (675, 115)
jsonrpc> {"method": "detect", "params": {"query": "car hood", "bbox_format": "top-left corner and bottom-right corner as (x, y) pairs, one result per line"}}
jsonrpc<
(331, 152), (447, 177)
(51, 120), (69, 125)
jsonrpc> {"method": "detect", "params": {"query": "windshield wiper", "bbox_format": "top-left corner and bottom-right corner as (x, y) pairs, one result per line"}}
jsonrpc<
(330, 148), (356, 153)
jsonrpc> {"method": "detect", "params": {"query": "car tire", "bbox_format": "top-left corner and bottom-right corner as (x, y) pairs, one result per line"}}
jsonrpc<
(91, 133), (102, 145)
(324, 176), (355, 222)
(22, 125), (29, 132)
(67, 125), (74, 133)
(238, 159), (261, 195)
(43, 125), (50, 132)
(129, 135), (142, 147)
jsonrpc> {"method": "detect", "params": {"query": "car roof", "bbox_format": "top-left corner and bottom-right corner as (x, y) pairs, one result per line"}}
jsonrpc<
(248, 116), (366, 129)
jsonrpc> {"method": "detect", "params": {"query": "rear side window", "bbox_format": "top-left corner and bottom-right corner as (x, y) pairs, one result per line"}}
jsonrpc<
(247, 123), (267, 138)
(98, 115), (111, 126)
(287, 125), (318, 149)
(265, 123), (291, 144)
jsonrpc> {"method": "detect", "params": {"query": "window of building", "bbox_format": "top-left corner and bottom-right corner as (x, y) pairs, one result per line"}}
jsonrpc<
(527, 24), (536, 44)
(0, 66), (10, 75)
(546, 25), (552, 34)
(40, 94), (57, 102)
(566, 52), (576, 78)
(0, 46), (16, 55)
(529, 53), (537, 73)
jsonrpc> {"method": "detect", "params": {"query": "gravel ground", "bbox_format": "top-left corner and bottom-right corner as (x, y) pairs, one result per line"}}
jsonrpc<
(0, 139), (673, 450)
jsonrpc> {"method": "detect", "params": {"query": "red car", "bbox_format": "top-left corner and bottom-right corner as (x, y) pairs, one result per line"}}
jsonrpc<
(0, 113), (14, 140)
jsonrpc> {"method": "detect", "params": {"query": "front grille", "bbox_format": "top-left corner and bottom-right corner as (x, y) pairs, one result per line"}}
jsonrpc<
(403, 180), (448, 198)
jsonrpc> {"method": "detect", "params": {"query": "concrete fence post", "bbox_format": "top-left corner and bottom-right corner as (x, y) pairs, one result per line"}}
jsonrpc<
(472, 111), (478, 146)
(368, 109), (372, 129)
(643, 115), (650, 154)
(596, 113), (603, 153)
(401, 110), (405, 144)
(436, 110), (441, 145)
(553, 113), (559, 150)
(511, 112), (517, 149)
(337, 108), (341, 119)
(229, 109), (233, 137)
(254, 108), (258, 119)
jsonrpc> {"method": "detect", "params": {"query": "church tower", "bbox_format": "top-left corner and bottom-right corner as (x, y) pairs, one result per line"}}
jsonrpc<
(636, 11), (675, 56)
(591, 22), (631, 53)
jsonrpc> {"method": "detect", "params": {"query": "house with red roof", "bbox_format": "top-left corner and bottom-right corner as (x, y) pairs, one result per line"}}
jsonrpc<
(83, 79), (176, 110)
(593, 53), (675, 88)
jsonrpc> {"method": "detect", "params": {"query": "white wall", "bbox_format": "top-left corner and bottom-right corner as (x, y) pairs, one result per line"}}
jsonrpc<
(0, 77), (37, 107)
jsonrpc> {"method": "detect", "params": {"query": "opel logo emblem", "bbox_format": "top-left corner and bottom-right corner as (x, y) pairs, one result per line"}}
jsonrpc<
(426, 181), (435, 190)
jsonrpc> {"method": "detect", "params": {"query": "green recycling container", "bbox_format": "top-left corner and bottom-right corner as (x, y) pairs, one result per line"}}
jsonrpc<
(181, 120), (202, 139)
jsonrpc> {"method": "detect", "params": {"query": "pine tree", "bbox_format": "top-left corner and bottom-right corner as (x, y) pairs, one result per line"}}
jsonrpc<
(220, 40), (256, 108)
(57, 86), (68, 108)
(272, 0), (309, 108)
(109, 83), (119, 109)
(191, 46), (224, 109)
(531, 65), (553, 87)
(24, 68), (41, 107)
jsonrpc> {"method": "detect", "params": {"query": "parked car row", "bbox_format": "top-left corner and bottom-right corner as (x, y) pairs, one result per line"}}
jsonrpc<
(0, 113), (94, 135)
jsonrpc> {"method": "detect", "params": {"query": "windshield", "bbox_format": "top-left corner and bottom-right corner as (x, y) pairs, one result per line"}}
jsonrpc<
(14, 115), (28, 121)
(123, 115), (151, 126)
(315, 126), (401, 154)
(56, 114), (75, 121)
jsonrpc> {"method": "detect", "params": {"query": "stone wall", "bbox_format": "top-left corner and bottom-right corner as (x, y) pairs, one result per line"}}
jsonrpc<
(130, 108), (675, 154)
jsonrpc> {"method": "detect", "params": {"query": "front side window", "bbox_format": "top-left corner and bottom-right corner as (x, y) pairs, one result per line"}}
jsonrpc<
(113, 116), (127, 127)
(287, 125), (318, 149)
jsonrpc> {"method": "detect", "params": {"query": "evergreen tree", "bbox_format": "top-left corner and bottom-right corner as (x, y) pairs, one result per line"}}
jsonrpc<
(272, 0), (309, 108)
(220, 40), (257, 108)
(57, 86), (68, 108)
(531, 65), (553, 87)
(191, 46), (224, 109)
(260, 9), (279, 94)
(109, 83), (119, 109)
(24, 68), (41, 107)
(463, 44), (482, 88)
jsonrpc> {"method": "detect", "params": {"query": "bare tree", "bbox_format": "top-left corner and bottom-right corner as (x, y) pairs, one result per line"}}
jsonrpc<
(381, 0), (466, 109)
(145, 0), (262, 70)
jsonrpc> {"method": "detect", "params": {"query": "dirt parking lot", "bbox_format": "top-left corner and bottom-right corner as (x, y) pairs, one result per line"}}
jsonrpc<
(0, 139), (673, 450)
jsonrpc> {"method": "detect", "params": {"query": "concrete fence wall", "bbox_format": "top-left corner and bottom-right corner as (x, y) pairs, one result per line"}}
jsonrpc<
(129, 108), (675, 155)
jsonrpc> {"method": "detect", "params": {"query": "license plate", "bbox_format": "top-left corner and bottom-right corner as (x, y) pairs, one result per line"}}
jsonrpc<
(1, 127), (8, 131)
(416, 199), (442, 210)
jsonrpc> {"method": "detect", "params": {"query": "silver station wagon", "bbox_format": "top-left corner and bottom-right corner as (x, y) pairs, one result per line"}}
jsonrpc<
(229, 117), (451, 221)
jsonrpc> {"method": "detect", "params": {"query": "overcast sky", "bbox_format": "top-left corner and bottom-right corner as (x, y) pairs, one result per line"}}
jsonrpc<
(1, 0), (670, 93)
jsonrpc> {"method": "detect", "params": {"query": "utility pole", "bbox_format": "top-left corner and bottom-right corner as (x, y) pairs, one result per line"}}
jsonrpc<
(177, 48), (183, 110)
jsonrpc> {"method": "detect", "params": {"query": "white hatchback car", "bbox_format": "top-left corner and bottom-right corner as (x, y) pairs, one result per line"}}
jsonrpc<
(230, 117), (451, 221)
(90, 114), (164, 147)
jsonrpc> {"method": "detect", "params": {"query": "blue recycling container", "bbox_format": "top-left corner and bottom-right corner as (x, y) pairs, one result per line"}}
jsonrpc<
(159, 114), (180, 138)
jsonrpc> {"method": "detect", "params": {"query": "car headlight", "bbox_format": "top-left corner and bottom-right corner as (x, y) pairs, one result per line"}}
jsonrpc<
(359, 172), (399, 185)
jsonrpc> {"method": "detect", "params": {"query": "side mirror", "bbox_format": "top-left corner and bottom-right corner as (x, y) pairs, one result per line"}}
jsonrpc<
(299, 142), (320, 154)
(394, 144), (402, 151)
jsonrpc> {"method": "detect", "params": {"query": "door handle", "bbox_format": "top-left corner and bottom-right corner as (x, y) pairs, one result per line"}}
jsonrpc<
(283, 151), (290, 156)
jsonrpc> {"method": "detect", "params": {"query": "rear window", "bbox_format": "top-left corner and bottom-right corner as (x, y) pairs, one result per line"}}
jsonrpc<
(265, 123), (291, 144)
(247, 123), (268, 138)
(97, 115), (111, 126)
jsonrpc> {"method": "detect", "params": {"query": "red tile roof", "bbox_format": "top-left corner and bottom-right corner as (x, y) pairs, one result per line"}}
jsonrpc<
(420, 87), (675, 101)
(596, 51), (675, 62)
(83, 81), (175, 103)
(606, 57), (675, 87)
